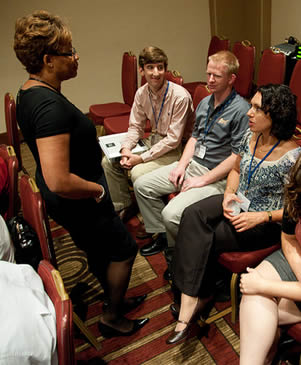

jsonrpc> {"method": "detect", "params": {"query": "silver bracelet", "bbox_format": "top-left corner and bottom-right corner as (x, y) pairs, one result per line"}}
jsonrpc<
(94, 185), (105, 203)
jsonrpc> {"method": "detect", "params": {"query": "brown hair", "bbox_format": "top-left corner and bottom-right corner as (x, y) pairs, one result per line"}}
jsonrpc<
(284, 154), (301, 221)
(14, 10), (72, 74)
(208, 50), (239, 75)
(138, 46), (168, 69)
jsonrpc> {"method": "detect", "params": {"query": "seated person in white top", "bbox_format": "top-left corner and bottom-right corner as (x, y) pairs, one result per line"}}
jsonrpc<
(0, 261), (57, 365)
(102, 46), (195, 220)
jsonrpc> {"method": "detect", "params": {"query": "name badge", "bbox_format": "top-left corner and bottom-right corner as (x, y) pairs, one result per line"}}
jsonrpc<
(151, 133), (160, 146)
(237, 191), (250, 212)
(194, 144), (206, 159)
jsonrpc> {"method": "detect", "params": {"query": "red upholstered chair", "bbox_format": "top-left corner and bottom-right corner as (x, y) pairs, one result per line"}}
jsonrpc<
(285, 323), (301, 363)
(164, 70), (183, 86)
(232, 40), (255, 99)
(19, 174), (57, 267)
(19, 174), (101, 351)
(0, 144), (19, 221)
(89, 52), (137, 132)
(4, 93), (27, 174)
(103, 70), (183, 135)
(289, 59), (301, 124)
(218, 244), (280, 323)
(183, 35), (230, 97)
(38, 260), (75, 365)
(256, 48), (286, 87)
(192, 84), (212, 110)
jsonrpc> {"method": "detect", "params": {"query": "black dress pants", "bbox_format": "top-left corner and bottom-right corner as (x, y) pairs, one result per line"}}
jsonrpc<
(172, 194), (281, 298)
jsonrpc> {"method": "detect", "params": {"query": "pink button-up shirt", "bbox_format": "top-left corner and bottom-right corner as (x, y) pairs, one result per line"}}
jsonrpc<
(121, 81), (195, 162)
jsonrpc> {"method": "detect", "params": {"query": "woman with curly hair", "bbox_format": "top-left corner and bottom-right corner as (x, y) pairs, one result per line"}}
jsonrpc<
(166, 84), (301, 345)
(14, 10), (148, 337)
(239, 154), (301, 364)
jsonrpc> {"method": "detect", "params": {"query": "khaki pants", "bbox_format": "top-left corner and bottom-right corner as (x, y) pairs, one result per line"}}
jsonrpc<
(133, 159), (227, 247)
(102, 136), (182, 211)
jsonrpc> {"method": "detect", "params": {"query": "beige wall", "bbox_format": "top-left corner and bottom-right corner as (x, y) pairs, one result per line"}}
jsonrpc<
(0, 0), (210, 133)
(210, 0), (271, 80)
(271, 0), (301, 45)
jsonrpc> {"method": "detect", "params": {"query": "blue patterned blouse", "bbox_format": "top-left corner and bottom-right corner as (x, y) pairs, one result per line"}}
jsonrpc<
(237, 129), (301, 212)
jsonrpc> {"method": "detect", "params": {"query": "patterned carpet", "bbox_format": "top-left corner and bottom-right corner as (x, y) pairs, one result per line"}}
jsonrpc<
(21, 141), (240, 364)
(51, 217), (240, 365)
(20, 140), (299, 365)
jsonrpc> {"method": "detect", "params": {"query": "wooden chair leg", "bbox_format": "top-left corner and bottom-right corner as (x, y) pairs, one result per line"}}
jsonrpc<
(230, 273), (238, 323)
(73, 311), (101, 351)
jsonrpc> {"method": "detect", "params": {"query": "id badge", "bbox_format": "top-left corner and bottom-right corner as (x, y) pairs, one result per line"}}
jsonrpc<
(194, 144), (206, 159)
(151, 130), (160, 145)
(237, 191), (250, 212)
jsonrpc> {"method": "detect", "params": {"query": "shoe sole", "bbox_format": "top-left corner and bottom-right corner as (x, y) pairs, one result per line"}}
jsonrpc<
(140, 249), (164, 257)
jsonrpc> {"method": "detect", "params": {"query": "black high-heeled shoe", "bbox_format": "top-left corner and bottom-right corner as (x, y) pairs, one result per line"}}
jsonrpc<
(98, 318), (149, 338)
(166, 298), (203, 345)
(166, 319), (190, 344)
(102, 294), (147, 314)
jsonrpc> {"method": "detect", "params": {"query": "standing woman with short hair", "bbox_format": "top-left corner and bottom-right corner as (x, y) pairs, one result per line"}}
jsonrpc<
(14, 10), (148, 337)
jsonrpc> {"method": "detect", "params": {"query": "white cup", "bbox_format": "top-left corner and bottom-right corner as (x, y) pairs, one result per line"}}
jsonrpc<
(228, 200), (241, 216)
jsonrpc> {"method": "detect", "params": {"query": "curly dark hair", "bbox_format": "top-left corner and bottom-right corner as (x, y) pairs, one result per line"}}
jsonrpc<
(14, 10), (72, 74)
(257, 84), (297, 141)
(284, 154), (301, 221)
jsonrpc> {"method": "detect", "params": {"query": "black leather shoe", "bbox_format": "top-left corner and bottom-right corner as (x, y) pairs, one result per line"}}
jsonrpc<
(170, 302), (180, 319)
(140, 233), (167, 256)
(164, 268), (172, 281)
(98, 318), (149, 338)
(103, 294), (147, 314)
(166, 319), (190, 344)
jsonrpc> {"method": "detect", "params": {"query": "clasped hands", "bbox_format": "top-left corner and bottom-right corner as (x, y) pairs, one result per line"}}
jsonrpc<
(120, 148), (143, 169)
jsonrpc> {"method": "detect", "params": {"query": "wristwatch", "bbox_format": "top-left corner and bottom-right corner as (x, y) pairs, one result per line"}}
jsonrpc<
(267, 211), (272, 223)
(94, 185), (105, 203)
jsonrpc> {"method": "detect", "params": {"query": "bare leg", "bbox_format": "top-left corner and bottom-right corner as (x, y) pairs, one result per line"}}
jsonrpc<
(175, 293), (212, 331)
(240, 261), (282, 365)
(278, 298), (301, 326)
(100, 255), (136, 332)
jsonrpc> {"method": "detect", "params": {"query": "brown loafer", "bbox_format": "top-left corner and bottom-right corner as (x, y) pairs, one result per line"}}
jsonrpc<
(166, 319), (190, 344)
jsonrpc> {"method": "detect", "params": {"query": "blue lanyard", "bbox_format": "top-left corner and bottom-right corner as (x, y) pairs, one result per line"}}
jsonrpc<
(247, 134), (280, 191)
(149, 81), (169, 129)
(202, 90), (236, 142)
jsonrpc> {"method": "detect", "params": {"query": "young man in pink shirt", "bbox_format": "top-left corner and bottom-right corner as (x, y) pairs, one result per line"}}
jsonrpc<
(102, 46), (195, 222)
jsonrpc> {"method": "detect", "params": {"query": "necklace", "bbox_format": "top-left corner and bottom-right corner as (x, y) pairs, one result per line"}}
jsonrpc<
(28, 77), (60, 93)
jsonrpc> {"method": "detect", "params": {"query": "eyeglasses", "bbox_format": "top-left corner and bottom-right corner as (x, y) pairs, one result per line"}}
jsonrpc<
(249, 104), (264, 113)
(50, 47), (77, 57)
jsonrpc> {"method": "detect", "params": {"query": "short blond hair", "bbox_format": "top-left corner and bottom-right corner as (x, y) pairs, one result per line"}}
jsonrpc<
(208, 50), (239, 75)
